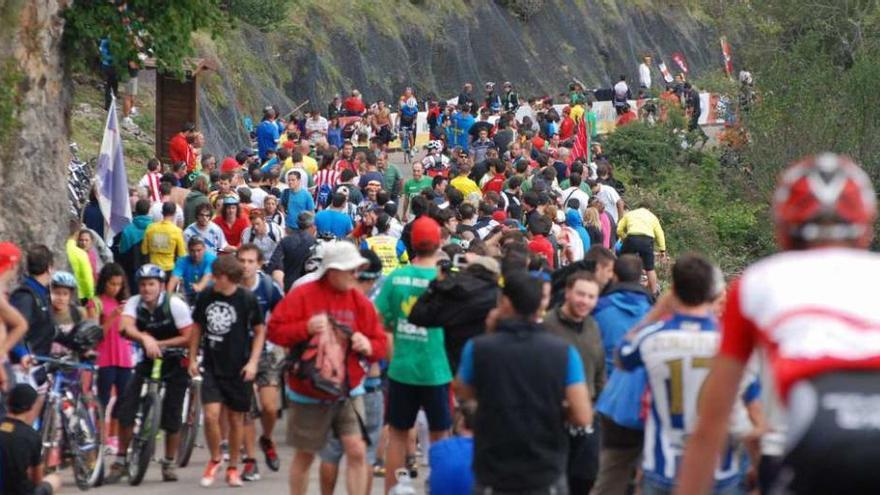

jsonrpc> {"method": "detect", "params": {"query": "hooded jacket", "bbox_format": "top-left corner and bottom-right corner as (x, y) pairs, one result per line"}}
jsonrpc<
(592, 282), (653, 374)
(184, 189), (210, 227)
(565, 209), (591, 253)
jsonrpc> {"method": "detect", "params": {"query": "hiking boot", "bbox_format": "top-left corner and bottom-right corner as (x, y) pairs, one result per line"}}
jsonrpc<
(226, 467), (243, 487)
(242, 458), (260, 481)
(259, 436), (280, 472)
(104, 461), (128, 484)
(161, 460), (178, 482)
(200, 459), (223, 487)
(406, 454), (418, 479)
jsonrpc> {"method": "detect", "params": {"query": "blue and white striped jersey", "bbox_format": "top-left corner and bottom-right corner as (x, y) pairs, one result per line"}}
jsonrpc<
(618, 313), (758, 490)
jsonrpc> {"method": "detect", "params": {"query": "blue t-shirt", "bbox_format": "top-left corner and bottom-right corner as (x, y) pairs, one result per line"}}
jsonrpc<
(256, 120), (280, 161)
(314, 209), (353, 238)
(458, 339), (585, 386)
(171, 252), (216, 298)
(429, 436), (475, 495)
(283, 188), (316, 229)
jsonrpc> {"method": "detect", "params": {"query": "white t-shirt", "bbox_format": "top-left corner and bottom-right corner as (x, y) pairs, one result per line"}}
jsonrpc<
(560, 187), (591, 217)
(184, 223), (228, 255)
(595, 184), (622, 223)
(149, 200), (184, 227)
(305, 116), (329, 143)
(123, 292), (194, 329)
(249, 186), (269, 208)
(639, 63), (652, 89)
(614, 81), (629, 98)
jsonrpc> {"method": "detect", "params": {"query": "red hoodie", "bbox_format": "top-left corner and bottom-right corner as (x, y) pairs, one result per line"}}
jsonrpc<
(267, 278), (388, 399)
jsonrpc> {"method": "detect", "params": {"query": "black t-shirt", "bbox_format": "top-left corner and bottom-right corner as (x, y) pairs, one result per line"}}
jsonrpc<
(193, 288), (264, 378)
(0, 417), (41, 495)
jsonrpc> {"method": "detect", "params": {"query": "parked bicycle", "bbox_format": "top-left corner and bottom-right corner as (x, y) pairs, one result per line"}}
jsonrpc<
(68, 142), (95, 218)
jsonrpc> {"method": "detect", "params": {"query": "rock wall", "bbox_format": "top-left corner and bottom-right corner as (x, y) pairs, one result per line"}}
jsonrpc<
(0, 0), (70, 251)
(197, 0), (719, 156)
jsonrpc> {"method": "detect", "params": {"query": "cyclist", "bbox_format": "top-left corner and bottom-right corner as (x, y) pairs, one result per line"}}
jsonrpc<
(422, 140), (450, 178)
(107, 264), (194, 484)
(677, 154), (880, 494)
(398, 87), (418, 155)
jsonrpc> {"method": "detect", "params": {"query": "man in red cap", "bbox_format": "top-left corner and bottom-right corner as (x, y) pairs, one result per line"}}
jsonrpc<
(220, 156), (240, 174)
(0, 242), (26, 394)
(375, 217), (453, 492)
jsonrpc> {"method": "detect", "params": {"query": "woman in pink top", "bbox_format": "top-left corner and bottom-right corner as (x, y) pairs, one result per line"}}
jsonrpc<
(92, 263), (134, 426)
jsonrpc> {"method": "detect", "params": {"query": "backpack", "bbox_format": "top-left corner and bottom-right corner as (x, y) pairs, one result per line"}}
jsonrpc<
(288, 317), (352, 401)
(316, 182), (333, 209)
(248, 223), (278, 244)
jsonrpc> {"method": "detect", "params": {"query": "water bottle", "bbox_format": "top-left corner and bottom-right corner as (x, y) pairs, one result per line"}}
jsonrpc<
(389, 468), (417, 495)
(61, 399), (77, 432)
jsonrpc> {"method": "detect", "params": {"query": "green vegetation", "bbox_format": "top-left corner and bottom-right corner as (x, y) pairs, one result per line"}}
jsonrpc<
(0, 59), (23, 153)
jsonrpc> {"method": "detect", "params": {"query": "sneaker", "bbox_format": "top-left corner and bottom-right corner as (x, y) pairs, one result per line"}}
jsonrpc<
(406, 454), (418, 479)
(226, 467), (243, 487)
(121, 116), (136, 128)
(200, 459), (223, 487)
(372, 461), (386, 478)
(104, 461), (128, 484)
(130, 106), (139, 116)
(259, 436), (280, 472)
(220, 441), (230, 462)
(161, 460), (179, 482)
(242, 458), (260, 481)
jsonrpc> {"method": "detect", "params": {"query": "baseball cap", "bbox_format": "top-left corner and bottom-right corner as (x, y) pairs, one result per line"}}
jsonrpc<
(222, 196), (240, 206)
(220, 156), (240, 173)
(411, 216), (441, 252)
(532, 136), (546, 151)
(0, 242), (21, 275)
(315, 241), (369, 279)
(357, 249), (383, 280)
(7, 383), (38, 414)
(491, 210), (508, 223)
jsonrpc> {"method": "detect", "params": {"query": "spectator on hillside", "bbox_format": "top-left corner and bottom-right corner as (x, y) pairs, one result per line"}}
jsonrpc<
(256, 106), (281, 161)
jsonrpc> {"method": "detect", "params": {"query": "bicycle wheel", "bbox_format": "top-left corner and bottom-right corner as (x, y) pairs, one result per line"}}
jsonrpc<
(39, 399), (59, 471)
(176, 382), (202, 467)
(127, 390), (160, 486)
(70, 394), (105, 489)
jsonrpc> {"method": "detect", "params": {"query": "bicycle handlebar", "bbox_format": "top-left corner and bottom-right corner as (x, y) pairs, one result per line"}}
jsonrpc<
(33, 355), (96, 371)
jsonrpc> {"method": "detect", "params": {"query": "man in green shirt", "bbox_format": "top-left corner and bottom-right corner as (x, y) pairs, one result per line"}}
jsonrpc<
(375, 216), (451, 493)
(401, 162), (433, 221)
(378, 153), (402, 203)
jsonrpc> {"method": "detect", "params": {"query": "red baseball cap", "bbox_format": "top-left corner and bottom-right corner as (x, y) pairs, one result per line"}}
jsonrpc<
(283, 140), (296, 149)
(532, 136), (546, 150)
(492, 210), (508, 223)
(220, 156), (240, 174)
(411, 216), (441, 251)
(0, 242), (22, 275)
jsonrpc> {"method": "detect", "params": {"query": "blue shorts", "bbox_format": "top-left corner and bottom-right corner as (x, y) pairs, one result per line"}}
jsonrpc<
(386, 379), (452, 432)
(319, 389), (384, 465)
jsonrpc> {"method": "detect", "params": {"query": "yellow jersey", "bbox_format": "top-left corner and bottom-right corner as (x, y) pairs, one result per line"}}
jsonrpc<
(617, 208), (666, 252)
(142, 220), (186, 271)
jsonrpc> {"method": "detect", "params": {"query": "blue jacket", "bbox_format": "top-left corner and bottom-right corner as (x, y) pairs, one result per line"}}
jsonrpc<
(593, 283), (652, 430)
(565, 209), (590, 253)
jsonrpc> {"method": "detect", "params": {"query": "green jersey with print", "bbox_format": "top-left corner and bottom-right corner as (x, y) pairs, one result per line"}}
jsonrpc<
(403, 177), (433, 199)
(375, 264), (452, 386)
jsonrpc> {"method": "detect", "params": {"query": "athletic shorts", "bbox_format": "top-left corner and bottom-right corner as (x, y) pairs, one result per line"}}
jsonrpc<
(286, 396), (365, 453)
(117, 358), (189, 433)
(778, 370), (880, 494)
(386, 379), (452, 432)
(255, 347), (286, 388)
(201, 370), (253, 413)
(125, 76), (138, 96)
(621, 234), (656, 271)
(319, 389), (384, 465)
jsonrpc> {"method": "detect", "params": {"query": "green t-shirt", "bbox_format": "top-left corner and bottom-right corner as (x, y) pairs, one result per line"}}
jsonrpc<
(375, 264), (452, 386)
(383, 165), (402, 196)
(403, 177), (433, 199)
(587, 110), (598, 139)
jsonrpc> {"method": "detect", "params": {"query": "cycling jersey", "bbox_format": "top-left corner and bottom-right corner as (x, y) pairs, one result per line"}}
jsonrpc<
(422, 154), (449, 177)
(719, 248), (880, 399)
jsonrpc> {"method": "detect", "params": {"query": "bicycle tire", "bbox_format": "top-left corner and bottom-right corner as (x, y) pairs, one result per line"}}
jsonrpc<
(127, 390), (160, 486)
(71, 394), (105, 489)
(176, 383), (202, 467)
(39, 398), (59, 471)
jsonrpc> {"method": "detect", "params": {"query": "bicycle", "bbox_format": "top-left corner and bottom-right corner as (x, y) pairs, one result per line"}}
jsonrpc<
(126, 355), (165, 485)
(35, 354), (105, 491)
(399, 124), (415, 165)
(67, 142), (95, 217)
(176, 363), (203, 468)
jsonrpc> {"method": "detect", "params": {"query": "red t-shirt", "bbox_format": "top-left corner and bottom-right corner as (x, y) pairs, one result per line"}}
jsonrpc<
(528, 234), (555, 269)
(343, 97), (366, 115)
(482, 174), (506, 194)
(559, 117), (576, 140)
(616, 111), (638, 127)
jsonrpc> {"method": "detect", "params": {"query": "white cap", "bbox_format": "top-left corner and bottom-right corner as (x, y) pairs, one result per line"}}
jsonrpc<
(315, 241), (368, 279)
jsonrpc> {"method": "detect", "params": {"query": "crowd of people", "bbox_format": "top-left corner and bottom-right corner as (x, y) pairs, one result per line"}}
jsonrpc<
(2, 69), (879, 495)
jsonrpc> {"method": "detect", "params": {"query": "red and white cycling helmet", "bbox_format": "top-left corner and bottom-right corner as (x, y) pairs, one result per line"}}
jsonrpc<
(773, 152), (876, 249)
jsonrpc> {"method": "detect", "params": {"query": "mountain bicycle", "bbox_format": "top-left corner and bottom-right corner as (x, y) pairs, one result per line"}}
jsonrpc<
(176, 361), (203, 468)
(67, 142), (95, 218)
(36, 354), (105, 491)
(125, 353), (172, 485)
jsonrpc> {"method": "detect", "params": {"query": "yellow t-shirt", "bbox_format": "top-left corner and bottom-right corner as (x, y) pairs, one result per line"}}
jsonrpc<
(302, 155), (318, 176)
(142, 220), (186, 271)
(450, 175), (482, 198)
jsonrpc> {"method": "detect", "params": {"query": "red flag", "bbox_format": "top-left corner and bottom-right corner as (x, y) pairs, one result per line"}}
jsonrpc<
(671, 52), (689, 74)
(721, 37), (733, 76)
(571, 118), (589, 162)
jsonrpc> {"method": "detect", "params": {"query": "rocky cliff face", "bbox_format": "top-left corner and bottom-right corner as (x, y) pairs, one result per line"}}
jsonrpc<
(197, 0), (718, 155)
(0, 0), (70, 251)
